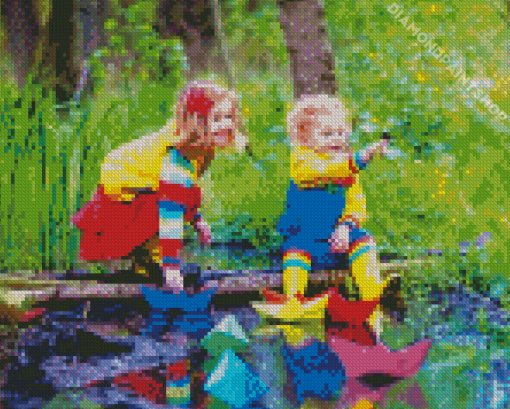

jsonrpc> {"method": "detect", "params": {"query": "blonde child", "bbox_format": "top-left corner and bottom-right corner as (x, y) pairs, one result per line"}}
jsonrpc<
(279, 94), (394, 340)
(74, 80), (246, 292)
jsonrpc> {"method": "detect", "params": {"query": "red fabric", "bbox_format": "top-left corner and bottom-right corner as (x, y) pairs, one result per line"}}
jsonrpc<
(295, 289), (332, 305)
(262, 288), (288, 304)
(159, 238), (184, 259)
(327, 289), (380, 346)
(18, 308), (47, 323)
(112, 370), (166, 404)
(159, 182), (202, 222)
(72, 183), (202, 261)
(166, 360), (190, 381)
(283, 249), (311, 256)
(348, 156), (360, 174)
(348, 237), (371, 254)
(328, 325), (376, 347)
(340, 176), (356, 188)
(327, 289), (379, 325)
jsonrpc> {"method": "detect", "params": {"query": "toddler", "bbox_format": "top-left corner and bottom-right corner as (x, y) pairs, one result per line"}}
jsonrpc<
(278, 94), (394, 339)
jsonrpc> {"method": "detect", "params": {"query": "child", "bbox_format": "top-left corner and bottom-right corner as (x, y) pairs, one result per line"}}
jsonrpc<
(73, 81), (247, 407)
(73, 80), (247, 292)
(278, 94), (394, 340)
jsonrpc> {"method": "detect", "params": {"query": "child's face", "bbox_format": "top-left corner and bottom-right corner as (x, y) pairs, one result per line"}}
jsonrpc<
(208, 98), (237, 147)
(181, 96), (237, 149)
(296, 108), (351, 153)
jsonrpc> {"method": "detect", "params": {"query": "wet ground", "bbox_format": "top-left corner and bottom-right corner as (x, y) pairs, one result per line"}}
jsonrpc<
(1, 273), (509, 409)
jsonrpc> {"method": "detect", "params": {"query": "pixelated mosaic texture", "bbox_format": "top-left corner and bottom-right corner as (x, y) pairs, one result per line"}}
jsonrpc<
(1, 0), (509, 408)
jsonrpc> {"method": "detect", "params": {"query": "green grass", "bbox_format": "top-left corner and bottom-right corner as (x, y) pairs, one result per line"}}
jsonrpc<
(0, 0), (508, 312)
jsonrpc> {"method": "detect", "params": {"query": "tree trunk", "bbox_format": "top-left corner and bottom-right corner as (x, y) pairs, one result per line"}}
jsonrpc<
(277, 0), (337, 99)
(33, 0), (80, 101)
(73, 0), (108, 101)
(157, 0), (229, 82)
(1, 0), (104, 100)
(247, 0), (258, 12)
(49, 0), (79, 101)
(1, 0), (39, 87)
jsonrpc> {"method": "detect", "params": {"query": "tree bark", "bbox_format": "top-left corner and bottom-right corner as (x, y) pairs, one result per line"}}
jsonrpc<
(247, 0), (258, 12)
(48, 0), (79, 101)
(1, 0), (39, 87)
(30, 0), (80, 101)
(277, 0), (337, 99)
(73, 0), (108, 101)
(156, 0), (229, 82)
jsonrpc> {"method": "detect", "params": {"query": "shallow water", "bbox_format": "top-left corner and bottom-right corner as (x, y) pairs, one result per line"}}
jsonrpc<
(2, 281), (509, 409)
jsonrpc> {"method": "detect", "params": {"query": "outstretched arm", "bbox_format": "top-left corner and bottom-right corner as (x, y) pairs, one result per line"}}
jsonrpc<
(357, 139), (390, 168)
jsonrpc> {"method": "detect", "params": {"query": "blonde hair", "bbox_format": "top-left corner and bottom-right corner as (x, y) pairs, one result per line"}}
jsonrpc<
(175, 80), (239, 131)
(174, 80), (246, 153)
(101, 82), (248, 198)
(287, 94), (352, 141)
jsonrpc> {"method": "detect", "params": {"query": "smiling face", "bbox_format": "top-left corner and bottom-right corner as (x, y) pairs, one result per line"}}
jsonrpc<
(208, 97), (238, 148)
(176, 82), (240, 149)
(289, 95), (352, 153)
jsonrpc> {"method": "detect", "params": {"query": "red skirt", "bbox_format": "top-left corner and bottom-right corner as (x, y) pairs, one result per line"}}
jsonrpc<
(72, 183), (202, 261)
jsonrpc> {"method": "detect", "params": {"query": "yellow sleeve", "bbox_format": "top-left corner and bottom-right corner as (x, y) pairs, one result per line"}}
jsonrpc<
(342, 175), (368, 226)
(290, 147), (353, 183)
(101, 121), (180, 201)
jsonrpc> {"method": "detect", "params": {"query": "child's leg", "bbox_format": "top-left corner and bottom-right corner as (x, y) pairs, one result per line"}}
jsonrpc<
(282, 250), (312, 297)
(348, 232), (389, 341)
(159, 200), (186, 292)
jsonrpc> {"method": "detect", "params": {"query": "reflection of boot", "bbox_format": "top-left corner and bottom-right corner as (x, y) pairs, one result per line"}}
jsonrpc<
(350, 399), (376, 409)
(248, 333), (294, 409)
(282, 339), (346, 405)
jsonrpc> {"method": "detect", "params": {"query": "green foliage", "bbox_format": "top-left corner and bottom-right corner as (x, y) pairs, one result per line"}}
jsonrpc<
(325, 0), (509, 293)
(89, 0), (184, 89)
(0, 76), (65, 269)
(220, 0), (289, 77)
(192, 0), (292, 248)
(201, 122), (291, 248)
(0, 0), (294, 269)
(0, 0), (508, 291)
(0, 0), (186, 271)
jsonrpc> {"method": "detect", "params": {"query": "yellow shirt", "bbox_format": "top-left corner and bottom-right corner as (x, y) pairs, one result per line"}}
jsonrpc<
(100, 121), (241, 202)
(291, 146), (368, 225)
(100, 121), (181, 201)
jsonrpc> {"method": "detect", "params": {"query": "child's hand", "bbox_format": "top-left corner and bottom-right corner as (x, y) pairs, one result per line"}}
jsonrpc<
(375, 139), (389, 156)
(378, 139), (402, 160)
(362, 139), (399, 163)
(195, 219), (212, 246)
(329, 224), (350, 253)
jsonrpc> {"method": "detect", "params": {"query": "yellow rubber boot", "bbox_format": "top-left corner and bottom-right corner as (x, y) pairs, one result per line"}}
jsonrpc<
(282, 251), (311, 297)
(350, 245), (391, 302)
